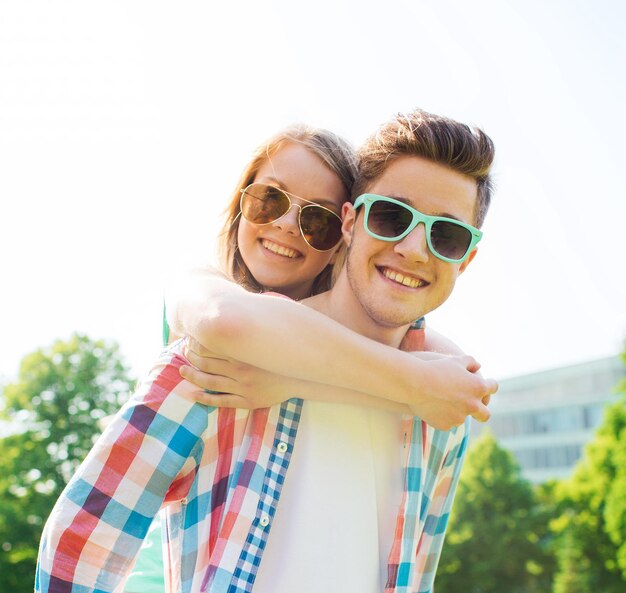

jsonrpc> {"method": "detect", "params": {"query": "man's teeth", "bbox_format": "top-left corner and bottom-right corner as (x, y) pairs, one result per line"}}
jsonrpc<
(262, 240), (298, 258)
(382, 268), (425, 288)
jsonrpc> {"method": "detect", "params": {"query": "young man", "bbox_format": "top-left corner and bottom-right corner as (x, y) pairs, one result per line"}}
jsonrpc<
(36, 109), (496, 593)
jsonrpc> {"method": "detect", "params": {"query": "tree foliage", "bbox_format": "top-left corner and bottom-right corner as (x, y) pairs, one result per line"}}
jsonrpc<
(0, 334), (134, 593)
(435, 431), (556, 593)
(550, 357), (626, 593)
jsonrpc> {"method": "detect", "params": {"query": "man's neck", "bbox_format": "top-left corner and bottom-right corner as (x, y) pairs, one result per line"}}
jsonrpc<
(303, 276), (411, 349)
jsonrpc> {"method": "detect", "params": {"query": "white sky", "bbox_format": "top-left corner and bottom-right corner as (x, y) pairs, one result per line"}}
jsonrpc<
(1, 0), (625, 385)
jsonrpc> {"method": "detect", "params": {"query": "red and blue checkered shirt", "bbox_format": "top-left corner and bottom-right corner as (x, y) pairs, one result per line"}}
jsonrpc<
(36, 330), (469, 593)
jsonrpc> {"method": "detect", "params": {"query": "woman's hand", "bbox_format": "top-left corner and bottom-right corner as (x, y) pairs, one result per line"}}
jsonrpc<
(408, 353), (497, 430)
(180, 338), (295, 409)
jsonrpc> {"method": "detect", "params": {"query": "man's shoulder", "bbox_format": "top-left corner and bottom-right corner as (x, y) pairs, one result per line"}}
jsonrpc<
(400, 318), (426, 352)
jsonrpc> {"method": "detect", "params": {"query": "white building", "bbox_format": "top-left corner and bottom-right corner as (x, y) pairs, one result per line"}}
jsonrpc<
(472, 355), (625, 483)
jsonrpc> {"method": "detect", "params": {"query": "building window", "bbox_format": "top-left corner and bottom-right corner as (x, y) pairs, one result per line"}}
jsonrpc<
(582, 405), (604, 429)
(512, 444), (583, 470)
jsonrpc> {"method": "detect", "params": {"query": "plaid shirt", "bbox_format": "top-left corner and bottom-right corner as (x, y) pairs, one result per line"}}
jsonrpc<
(36, 330), (469, 593)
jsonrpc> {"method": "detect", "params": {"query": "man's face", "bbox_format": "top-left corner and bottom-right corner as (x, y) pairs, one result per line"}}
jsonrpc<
(341, 156), (478, 329)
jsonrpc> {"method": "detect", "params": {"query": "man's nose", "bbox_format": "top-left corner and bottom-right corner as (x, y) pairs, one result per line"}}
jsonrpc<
(393, 223), (430, 262)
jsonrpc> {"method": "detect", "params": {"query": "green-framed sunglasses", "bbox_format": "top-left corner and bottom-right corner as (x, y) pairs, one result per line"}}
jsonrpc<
(353, 194), (482, 263)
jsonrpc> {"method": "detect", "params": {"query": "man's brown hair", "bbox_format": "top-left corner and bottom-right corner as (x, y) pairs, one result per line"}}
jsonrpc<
(353, 109), (495, 227)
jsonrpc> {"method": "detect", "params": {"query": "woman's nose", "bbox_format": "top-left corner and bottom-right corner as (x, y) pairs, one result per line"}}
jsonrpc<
(272, 203), (301, 235)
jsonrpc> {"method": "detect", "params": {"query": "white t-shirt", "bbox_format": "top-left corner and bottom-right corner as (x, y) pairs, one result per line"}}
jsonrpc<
(253, 401), (404, 593)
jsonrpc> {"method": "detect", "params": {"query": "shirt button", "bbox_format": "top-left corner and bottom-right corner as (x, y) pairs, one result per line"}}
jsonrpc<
(277, 441), (288, 454)
(259, 514), (270, 527)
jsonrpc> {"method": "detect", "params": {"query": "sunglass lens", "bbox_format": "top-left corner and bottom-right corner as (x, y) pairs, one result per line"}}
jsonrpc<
(430, 220), (471, 260)
(300, 206), (343, 250)
(241, 184), (290, 224)
(368, 200), (413, 238)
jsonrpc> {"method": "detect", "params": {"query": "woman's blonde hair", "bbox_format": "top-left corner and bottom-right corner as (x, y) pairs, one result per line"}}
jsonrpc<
(218, 125), (357, 295)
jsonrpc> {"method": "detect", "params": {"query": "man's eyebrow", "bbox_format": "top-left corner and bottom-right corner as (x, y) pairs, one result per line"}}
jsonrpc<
(384, 193), (464, 221)
(257, 175), (340, 209)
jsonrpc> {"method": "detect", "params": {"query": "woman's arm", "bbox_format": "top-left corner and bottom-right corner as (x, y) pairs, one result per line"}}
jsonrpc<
(424, 326), (465, 355)
(168, 268), (496, 428)
(181, 339), (488, 430)
(179, 340), (410, 413)
(165, 266), (233, 345)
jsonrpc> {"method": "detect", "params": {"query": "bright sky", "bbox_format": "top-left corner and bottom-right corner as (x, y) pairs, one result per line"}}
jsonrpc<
(1, 0), (625, 386)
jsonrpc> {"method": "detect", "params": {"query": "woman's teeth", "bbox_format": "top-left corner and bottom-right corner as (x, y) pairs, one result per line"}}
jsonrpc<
(262, 240), (298, 258)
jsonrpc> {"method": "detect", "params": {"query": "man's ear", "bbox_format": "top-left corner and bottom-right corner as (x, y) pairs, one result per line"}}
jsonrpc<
(341, 202), (357, 248)
(458, 247), (478, 275)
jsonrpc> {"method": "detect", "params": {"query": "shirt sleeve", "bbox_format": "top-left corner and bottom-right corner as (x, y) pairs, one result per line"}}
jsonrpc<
(35, 342), (214, 593)
(412, 419), (470, 593)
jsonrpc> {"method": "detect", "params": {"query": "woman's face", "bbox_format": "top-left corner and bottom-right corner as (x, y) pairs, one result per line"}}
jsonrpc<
(237, 142), (349, 300)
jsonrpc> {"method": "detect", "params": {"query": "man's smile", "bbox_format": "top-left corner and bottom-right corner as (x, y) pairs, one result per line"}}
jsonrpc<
(377, 266), (429, 289)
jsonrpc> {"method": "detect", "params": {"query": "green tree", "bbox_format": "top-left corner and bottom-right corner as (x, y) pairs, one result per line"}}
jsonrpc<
(0, 334), (134, 593)
(551, 357), (626, 593)
(436, 431), (555, 593)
